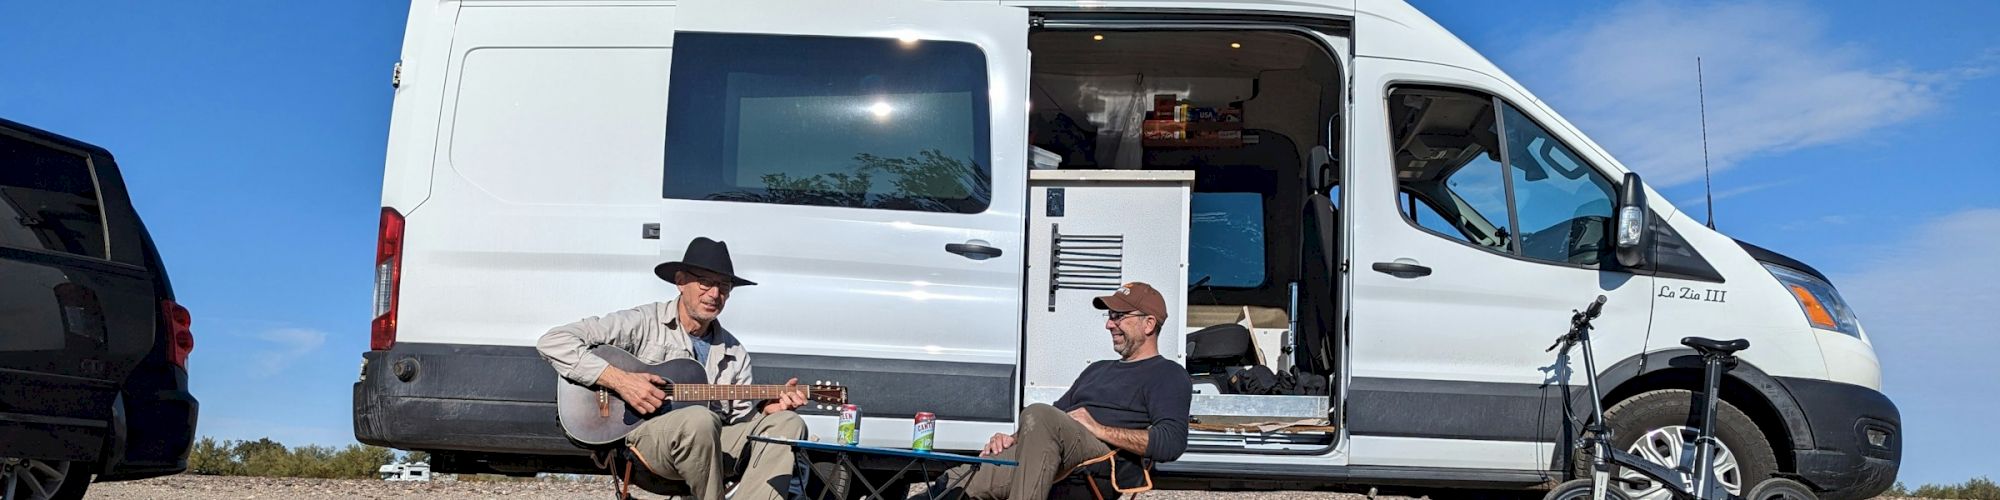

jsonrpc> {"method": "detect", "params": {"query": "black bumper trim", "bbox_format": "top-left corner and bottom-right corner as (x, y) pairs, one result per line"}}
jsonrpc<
(353, 342), (1016, 455)
(1153, 461), (1552, 490)
(1776, 377), (1900, 500)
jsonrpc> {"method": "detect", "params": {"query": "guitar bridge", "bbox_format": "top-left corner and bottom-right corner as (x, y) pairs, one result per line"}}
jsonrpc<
(597, 389), (610, 418)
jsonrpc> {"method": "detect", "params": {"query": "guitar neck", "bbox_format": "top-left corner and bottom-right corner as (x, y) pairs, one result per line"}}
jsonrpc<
(668, 384), (802, 402)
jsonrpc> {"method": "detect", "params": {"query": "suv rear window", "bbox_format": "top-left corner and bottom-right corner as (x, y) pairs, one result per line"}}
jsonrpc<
(662, 32), (992, 214)
(0, 131), (106, 259)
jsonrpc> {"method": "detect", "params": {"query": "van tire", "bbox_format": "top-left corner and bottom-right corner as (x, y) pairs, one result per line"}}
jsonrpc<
(1583, 389), (1778, 497)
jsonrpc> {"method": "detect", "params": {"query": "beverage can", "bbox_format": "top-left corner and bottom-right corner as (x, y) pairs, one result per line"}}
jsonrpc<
(837, 404), (861, 445)
(912, 412), (936, 452)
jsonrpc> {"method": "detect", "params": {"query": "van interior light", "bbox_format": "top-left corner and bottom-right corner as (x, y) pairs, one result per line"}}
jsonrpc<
(1092, 34), (1105, 41)
(1230, 42), (1242, 49)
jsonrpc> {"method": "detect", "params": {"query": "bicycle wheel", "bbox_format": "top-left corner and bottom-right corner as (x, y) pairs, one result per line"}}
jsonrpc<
(1545, 478), (1634, 500)
(1747, 478), (1818, 500)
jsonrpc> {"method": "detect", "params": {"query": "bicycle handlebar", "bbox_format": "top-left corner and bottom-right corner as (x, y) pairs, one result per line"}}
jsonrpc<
(1549, 295), (1609, 352)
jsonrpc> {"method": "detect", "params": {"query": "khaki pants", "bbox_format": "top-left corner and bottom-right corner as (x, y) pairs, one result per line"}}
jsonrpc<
(627, 406), (807, 500)
(935, 403), (1113, 500)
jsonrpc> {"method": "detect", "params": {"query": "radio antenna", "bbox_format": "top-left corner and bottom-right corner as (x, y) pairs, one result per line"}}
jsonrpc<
(1697, 57), (1716, 229)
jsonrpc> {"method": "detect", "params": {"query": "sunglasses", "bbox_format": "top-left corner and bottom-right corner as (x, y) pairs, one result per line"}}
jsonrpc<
(1106, 310), (1149, 321)
(682, 273), (734, 293)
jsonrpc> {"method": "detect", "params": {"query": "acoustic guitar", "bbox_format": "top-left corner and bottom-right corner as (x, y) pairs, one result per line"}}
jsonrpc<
(557, 345), (849, 445)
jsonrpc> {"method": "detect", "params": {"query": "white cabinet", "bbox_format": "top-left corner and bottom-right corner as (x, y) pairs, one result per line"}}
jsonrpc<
(1020, 170), (1193, 404)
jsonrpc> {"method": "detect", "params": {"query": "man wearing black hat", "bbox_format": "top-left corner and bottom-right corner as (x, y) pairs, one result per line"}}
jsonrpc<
(925, 281), (1193, 500)
(537, 237), (806, 500)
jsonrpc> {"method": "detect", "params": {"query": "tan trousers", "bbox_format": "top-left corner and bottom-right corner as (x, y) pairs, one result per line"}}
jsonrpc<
(937, 403), (1113, 500)
(627, 406), (807, 500)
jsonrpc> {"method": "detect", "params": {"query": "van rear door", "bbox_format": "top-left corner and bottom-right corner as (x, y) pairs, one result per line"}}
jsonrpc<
(658, 0), (1030, 449)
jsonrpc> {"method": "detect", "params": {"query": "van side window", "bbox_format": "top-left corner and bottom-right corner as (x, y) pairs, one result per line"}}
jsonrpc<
(1399, 190), (1472, 244)
(1387, 89), (1513, 254)
(663, 33), (992, 214)
(0, 132), (106, 259)
(1189, 192), (1267, 288)
(1499, 104), (1616, 266)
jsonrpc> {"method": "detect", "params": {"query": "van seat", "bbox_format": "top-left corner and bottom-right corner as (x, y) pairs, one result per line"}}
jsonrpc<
(1184, 305), (1289, 329)
(1186, 324), (1257, 374)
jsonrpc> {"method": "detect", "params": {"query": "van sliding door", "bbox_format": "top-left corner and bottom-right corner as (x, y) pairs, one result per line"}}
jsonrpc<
(659, 0), (1031, 452)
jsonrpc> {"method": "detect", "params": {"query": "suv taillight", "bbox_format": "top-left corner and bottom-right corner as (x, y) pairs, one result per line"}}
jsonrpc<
(162, 300), (193, 368)
(372, 207), (405, 351)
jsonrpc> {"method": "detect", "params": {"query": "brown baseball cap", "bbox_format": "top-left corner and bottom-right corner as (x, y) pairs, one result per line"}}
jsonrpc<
(1092, 282), (1168, 320)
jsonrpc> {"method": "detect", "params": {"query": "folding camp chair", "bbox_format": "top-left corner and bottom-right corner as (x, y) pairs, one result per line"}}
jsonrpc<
(1048, 451), (1153, 500)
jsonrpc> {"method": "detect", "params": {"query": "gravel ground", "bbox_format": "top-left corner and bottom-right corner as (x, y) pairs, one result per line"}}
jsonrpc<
(87, 474), (1927, 500)
(86, 474), (611, 499)
(85, 474), (1403, 500)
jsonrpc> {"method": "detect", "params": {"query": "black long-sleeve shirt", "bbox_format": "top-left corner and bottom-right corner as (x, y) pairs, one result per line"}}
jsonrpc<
(1052, 356), (1193, 461)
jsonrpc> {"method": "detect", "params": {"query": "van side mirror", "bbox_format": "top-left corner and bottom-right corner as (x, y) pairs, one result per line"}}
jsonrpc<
(1614, 172), (1651, 268)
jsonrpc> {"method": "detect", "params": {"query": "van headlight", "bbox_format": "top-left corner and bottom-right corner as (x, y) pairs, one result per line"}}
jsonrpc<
(1763, 263), (1863, 337)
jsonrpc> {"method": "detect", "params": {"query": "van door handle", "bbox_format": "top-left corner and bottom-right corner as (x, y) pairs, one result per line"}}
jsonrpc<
(1371, 262), (1433, 278)
(946, 242), (1003, 259)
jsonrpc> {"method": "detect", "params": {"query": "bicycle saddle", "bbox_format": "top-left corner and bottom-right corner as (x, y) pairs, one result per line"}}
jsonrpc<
(1681, 336), (1749, 355)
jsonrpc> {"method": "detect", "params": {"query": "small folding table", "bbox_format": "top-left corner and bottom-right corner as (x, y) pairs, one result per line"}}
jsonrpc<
(750, 436), (1017, 500)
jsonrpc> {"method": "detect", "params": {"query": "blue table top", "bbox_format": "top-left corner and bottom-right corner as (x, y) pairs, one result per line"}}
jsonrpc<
(749, 436), (1018, 467)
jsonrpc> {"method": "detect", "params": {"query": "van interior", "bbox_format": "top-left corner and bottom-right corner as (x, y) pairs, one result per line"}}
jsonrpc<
(1029, 30), (1343, 452)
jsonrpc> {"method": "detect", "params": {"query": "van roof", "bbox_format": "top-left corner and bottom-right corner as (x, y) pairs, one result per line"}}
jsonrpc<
(1002, 0), (1515, 97)
(0, 116), (115, 159)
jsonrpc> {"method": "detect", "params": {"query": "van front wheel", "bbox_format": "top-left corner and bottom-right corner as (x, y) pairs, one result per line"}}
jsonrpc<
(1589, 389), (1778, 500)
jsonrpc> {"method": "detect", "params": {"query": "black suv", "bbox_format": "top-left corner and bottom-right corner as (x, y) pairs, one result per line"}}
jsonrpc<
(1, 118), (197, 499)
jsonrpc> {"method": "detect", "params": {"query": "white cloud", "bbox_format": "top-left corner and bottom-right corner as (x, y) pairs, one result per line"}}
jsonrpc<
(251, 327), (327, 376)
(1834, 208), (2000, 484)
(1839, 208), (2000, 345)
(1677, 178), (1791, 209)
(1508, 0), (1982, 186)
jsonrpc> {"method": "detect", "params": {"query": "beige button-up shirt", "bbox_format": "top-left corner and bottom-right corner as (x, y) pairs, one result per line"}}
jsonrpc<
(536, 299), (757, 423)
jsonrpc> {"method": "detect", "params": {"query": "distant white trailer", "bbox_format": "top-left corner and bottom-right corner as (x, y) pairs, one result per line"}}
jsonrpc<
(378, 463), (432, 482)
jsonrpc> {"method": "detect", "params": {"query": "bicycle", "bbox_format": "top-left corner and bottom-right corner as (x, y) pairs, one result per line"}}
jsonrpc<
(1543, 296), (1817, 500)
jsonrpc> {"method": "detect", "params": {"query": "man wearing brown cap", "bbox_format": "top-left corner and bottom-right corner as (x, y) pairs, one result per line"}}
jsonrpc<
(926, 282), (1193, 500)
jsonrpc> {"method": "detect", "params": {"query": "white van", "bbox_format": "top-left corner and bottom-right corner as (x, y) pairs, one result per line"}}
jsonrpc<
(352, 1), (1900, 498)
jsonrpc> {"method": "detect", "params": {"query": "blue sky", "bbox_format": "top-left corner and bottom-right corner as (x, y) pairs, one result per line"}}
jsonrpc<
(3, 0), (1992, 487)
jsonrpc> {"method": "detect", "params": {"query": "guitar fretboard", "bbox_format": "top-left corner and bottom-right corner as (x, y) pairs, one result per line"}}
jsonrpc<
(666, 384), (805, 402)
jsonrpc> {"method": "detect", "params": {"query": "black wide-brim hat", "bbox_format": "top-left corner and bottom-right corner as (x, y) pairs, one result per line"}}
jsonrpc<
(653, 237), (757, 287)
